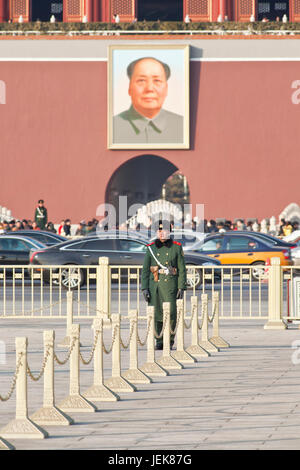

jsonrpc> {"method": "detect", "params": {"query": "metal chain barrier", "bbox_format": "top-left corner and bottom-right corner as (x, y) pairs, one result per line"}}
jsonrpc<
(170, 306), (182, 336)
(153, 310), (169, 339)
(198, 307), (205, 331)
(26, 345), (52, 382)
(184, 302), (198, 330)
(137, 316), (152, 347)
(0, 353), (24, 402)
(79, 329), (100, 365)
(23, 299), (66, 317)
(102, 324), (118, 355)
(208, 302), (218, 324)
(120, 321), (136, 350)
(73, 299), (104, 317)
(54, 336), (76, 365)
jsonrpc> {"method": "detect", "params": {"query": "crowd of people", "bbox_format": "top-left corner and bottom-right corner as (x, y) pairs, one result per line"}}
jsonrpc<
(1, 216), (299, 238)
(203, 218), (299, 236)
(0, 200), (299, 239)
(0, 200), (100, 236)
(0, 217), (100, 236)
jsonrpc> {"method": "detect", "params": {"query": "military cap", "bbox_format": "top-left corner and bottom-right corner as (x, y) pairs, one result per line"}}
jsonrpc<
(154, 219), (172, 232)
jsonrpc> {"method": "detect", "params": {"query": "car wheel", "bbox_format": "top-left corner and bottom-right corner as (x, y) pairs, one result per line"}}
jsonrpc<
(60, 265), (85, 290)
(186, 265), (202, 289)
(251, 262), (266, 281)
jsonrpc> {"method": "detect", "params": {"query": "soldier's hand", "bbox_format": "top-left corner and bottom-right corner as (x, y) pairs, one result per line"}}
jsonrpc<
(142, 289), (151, 302)
(176, 289), (184, 300)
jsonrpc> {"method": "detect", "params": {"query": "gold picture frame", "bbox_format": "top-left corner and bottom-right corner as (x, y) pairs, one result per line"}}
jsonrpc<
(107, 44), (190, 150)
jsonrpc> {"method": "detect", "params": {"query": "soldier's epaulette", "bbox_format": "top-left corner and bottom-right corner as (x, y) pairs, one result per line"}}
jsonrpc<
(146, 242), (155, 246)
(173, 241), (182, 246)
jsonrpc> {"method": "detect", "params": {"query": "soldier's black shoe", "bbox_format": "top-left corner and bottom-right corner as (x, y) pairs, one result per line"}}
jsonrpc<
(170, 343), (174, 350)
(155, 343), (163, 350)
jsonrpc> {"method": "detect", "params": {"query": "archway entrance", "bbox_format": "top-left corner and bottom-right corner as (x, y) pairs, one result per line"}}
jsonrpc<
(257, 0), (289, 21)
(31, 0), (63, 21)
(137, 0), (183, 21)
(162, 172), (190, 209)
(105, 155), (180, 225)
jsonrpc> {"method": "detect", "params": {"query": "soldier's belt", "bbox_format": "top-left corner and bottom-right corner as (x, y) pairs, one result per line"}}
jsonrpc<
(150, 266), (177, 282)
(158, 267), (177, 275)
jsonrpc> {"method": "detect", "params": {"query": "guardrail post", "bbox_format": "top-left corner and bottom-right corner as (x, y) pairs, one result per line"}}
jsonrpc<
(30, 330), (73, 426)
(58, 324), (97, 412)
(140, 306), (169, 377)
(0, 337), (48, 439)
(83, 318), (119, 402)
(58, 291), (74, 347)
(157, 302), (183, 370)
(96, 257), (111, 323)
(198, 294), (219, 353)
(210, 292), (230, 348)
(264, 257), (287, 330)
(104, 314), (136, 393)
(186, 296), (210, 358)
(172, 299), (195, 364)
(123, 310), (152, 384)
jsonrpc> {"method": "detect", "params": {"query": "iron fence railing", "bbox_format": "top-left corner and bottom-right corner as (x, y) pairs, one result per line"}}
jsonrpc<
(0, 260), (299, 323)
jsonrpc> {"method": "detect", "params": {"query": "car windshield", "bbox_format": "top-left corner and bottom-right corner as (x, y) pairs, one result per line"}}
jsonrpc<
(171, 233), (202, 247)
(24, 238), (46, 249)
(195, 238), (223, 252)
(0, 237), (45, 250)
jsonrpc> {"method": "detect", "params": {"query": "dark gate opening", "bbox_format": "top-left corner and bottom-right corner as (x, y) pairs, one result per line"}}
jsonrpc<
(31, 0), (63, 22)
(137, 0), (183, 21)
(257, 0), (289, 21)
(105, 155), (179, 225)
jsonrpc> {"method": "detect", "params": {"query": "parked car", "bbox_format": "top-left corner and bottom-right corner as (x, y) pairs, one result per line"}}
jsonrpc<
(150, 229), (206, 252)
(192, 232), (292, 280)
(233, 231), (297, 249)
(0, 235), (47, 265)
(3, 230), (67, 246)
(30, 234), (221, 289)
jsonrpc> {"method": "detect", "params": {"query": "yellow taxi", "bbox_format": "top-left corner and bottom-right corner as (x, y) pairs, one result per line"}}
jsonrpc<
(194, 232), (291, 279)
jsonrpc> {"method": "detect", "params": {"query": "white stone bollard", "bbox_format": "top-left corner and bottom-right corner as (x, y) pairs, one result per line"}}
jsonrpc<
(123, 310), (152, 384)
(264, 257), (287, 330)
(58, 291), (74, 347)
(104, 314), (136, 393)
(198, 294), (219, 353)
(172, 299), (195, 363)
(30, 330), (74, 425)
(0, 338), (48, 439)
(83, 318), (119, 401)
(58, 324), (97, 412)
(186, 296), (210, 358)
(210, 292), (230, 348)
(157, 302), (183, 370)
(96, 257), (111, 325)
(140, 306), (168, 377)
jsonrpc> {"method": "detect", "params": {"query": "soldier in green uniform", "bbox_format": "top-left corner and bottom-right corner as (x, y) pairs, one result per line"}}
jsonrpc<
(34, 199), (48, 230)
(141, 220), (187, 350)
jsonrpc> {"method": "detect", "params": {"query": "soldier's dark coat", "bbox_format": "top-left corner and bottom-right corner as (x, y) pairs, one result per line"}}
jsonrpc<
(34, 206), (48, 230)
(141, 238), (187, 344)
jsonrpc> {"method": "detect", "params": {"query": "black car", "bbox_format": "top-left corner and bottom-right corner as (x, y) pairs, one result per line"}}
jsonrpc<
(30, 234), (221, 289)
(4, 230), (67, 246)
(0, 235), (47, 265)
(230, 231), (297, 249)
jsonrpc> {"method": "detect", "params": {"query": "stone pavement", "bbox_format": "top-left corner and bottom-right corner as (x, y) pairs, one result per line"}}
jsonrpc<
(1, 318), (300, 450)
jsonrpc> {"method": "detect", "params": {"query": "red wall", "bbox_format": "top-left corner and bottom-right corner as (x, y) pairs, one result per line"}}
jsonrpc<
(0, 60), (299, 222)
